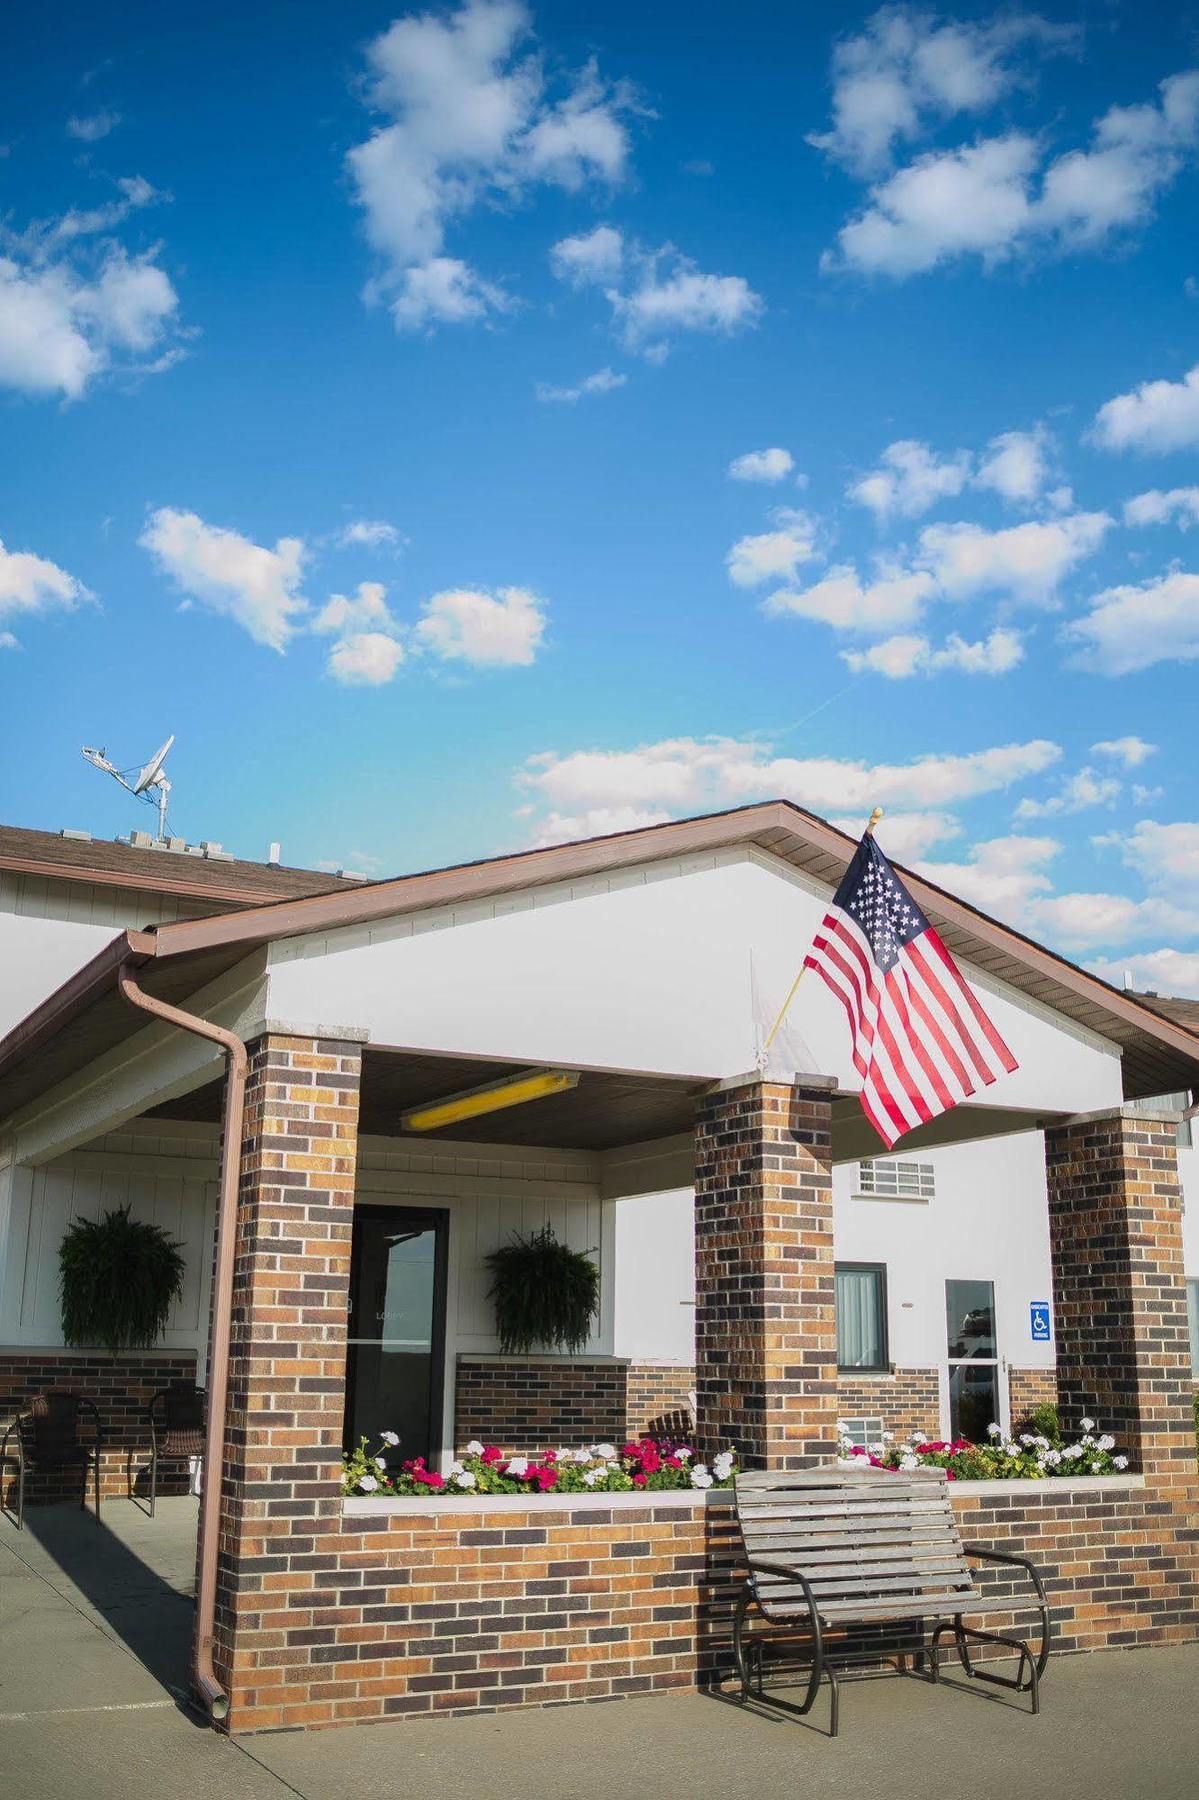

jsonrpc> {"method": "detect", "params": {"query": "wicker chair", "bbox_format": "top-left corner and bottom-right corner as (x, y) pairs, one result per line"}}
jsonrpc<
(0, 1391), (104, 1529)
(143, 1385), (205, 1516)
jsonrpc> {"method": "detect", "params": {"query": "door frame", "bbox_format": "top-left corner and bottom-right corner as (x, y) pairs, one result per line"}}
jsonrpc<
(343, 1202), (451, 1464)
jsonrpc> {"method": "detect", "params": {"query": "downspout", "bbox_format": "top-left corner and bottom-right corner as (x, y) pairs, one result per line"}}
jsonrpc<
(118, 970), (245, 1723)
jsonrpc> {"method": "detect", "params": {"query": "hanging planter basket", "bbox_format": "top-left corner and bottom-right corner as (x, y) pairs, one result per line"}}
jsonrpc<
(59, 1204), (186, 1358)
(486, 1224), (599, 1356)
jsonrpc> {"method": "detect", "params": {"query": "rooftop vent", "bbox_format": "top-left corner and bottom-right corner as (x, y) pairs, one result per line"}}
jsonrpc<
(60, 828), (92, 843)
(268, 841), (281, 865)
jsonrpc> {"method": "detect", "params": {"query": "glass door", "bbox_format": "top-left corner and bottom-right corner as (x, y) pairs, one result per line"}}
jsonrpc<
(344, 1206), (449, 1465)
(945, 1278), (1002, 1442)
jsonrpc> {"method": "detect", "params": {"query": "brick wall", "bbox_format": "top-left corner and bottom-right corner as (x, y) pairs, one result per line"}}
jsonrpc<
(1045, 1110), (1194, 1476)
(217, 1469), (1199, 1733)
(454, 1359), (697, 1452)
(0, 1349), (197, 1503)
(1008, 1366), (1058, 1427)
(694, 1078), (836, 1468)
(626, 1363), (695, 1439)
(454, 1358), (630, 1454)
(837, 1368), (940, 1442)
(211, 1033), (362, 1713)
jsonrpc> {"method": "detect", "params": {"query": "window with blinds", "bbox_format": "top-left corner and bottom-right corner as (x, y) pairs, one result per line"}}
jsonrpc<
(855, 1158), (935, 1201)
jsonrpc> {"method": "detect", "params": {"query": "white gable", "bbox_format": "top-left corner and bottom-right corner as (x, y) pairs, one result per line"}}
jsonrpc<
(265, 847), (1122, 1117)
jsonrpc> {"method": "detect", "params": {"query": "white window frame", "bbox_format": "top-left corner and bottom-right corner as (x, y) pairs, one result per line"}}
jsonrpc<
(855, 1158), (935, 1202)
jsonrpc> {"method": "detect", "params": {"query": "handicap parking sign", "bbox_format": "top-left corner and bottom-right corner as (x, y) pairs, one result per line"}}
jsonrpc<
(1029, 1301), (1052, 1343)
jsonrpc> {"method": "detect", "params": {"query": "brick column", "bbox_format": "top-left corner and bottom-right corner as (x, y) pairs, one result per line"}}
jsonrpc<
(694, 1075), (836, 1469)
(212, 1033), (362, 1723)
(1044, 1107), (1194, 1477)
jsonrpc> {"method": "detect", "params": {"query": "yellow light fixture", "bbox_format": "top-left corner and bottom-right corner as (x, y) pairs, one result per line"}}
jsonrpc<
(401, 1067), (580, 1133)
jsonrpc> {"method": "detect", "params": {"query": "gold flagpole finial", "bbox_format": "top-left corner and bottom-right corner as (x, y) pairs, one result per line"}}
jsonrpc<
(865, 805), (884, 835)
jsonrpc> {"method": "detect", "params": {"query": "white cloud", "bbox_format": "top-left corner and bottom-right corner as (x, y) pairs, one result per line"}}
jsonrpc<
(535, 366), (625, 402)
(849, 438), (971, 518)
(66, 110), (122, 143)
(0, 536), (92, 645)
(827, 70), (1199, 277)
(917, 510), (1110, 604)
(1091, 736), (1156, 768)
(1092, 362), (1199, 454)
(1014, 766), (1122, 819)
(1133, 784), (1164, 807)
(1095, 819), (1199, 896)
(388, 256), (510, 331)
(728, 447), (794, 484)
(809, 8), (1072, 178)
(517, 733), (1061, 841)
(1028, 890), (1198, 949)
(831, 809), (961, 860)
(765, 562), (935, 632)
(918, 833), (1061, 920)
(1090, 948), (1199, 995)
(841, 626), (1024, 677)
(973, 427), (1051, 503)
(347, 2), (636, 332)
(550, 224), (624, 286)
(1064, 570), (1199, 675)
(608, 254), (763, 355)
(338, 518), (403, 550)
(414, 584), (546, 665)
(326, 631), (405, 686)
(139, 507), (308, 651)
(0, 240), (179, 399)
(313, 581), (398, 637)
(1124, 486), (1199, 528)
(727, 512), (818, 587)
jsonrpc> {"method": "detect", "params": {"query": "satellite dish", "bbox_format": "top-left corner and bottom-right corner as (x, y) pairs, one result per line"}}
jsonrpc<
(133, 735), (174, 795)
(82, 734), (176, 840)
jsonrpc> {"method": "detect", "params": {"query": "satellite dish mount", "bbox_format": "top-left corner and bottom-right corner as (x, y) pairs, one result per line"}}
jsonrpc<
(82, 735), (175, 840)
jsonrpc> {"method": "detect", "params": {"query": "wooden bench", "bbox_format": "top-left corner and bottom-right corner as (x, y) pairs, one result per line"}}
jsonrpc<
(732, 1466), (1050, 1735)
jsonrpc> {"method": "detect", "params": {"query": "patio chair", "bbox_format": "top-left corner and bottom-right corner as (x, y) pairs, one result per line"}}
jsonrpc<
(731, 1465), (1050, 1737)
(142, 1384), (205, 1517)
(0, 1391), (104, 1529)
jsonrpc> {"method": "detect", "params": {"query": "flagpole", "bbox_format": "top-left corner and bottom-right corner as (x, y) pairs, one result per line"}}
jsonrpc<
(759, 805), (884, 1061)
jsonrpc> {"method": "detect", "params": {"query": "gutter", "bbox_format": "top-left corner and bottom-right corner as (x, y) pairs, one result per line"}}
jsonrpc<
(118, 969), (245, 1725)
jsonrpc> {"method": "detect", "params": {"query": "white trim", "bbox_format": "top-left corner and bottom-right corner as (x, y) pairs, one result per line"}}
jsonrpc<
(949, 1474), (1146, 1496)
(343, 1485), (724, 1517)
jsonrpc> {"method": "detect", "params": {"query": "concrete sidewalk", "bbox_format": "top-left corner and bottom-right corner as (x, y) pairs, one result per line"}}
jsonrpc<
(2, 1499), (1197, 1800)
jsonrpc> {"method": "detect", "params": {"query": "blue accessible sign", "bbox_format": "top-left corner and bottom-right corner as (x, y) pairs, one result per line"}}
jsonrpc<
(1029, 1301), (1052, 1343)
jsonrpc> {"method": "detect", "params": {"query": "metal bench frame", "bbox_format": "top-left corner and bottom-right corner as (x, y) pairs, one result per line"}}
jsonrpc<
(732, 1467), (1050, 1736)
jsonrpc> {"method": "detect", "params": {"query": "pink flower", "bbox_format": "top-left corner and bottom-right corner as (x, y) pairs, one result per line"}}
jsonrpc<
(414, 1468), (444, 1489)
(632, 1473), (647, 1488)
(480, 1446), (503, 1465)
(531, 1467), (558, 1491)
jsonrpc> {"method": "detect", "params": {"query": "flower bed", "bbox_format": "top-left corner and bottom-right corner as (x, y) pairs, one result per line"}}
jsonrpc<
(341, 1434), (738, 1498)
(838, 1416), (1130, 1480)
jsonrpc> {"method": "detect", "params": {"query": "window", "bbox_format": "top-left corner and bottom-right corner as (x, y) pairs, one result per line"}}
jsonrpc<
(1187, 1279), (1199, 1380)
(856, 1158), (935, 1201)
(1136, 1092), (1193, 1149)
(945, 1278), (1000, 1442)
(836, 1263), (888, 1371)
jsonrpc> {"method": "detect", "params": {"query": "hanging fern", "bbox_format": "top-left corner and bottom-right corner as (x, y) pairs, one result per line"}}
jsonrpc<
(59, 1205), (186, 1358)
(486, 1224), (599, 1356)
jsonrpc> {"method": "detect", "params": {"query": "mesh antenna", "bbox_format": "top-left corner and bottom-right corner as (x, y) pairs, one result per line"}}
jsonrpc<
(82, 734), (175, 840)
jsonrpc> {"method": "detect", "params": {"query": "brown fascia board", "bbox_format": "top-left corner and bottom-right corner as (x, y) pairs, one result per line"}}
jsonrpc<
(0, 850), (349, 908)
(135, 799), (1199, 1074)
(0, 929), (154, 1084)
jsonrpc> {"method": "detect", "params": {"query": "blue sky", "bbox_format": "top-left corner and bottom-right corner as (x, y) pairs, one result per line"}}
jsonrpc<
(4, 1), (1199, 991)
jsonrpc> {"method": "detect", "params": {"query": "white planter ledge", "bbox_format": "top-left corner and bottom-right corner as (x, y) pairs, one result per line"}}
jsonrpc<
(949, 1474), (1145, 1496)
(343, 1486), (726, 1518)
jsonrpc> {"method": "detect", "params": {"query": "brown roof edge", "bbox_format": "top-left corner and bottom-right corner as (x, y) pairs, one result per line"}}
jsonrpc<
(137, 797), (1199, 1075)
(0, 929), (155, 1089)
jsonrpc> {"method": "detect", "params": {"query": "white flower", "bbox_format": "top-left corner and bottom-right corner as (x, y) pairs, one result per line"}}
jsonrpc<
(359, 1473), (378, 1492)
(555, 1447), (573, 1462)
(987, 1423), (1002, 1437)
(505, 1456), (529, 1477)
(373, 1456), (387, 1471)
(691, 1469), (714, 1489)
(852, 1453), (872, 1466)
(583, 1468), (604, 1486)
(380, 1431), (400, 1447)
(675, 1447), (692, 1460)
(1114, 1455), (1129, 1470)
(1098, 1435), (1115, 1451)
(713, 1452), (734, 1473)
(836, 1419), (849, 1433)
(1044, 1449), (1062, 1465)
(593, 1443), (617, 1460)
(454, 1469), (477, 1489)
(912, 1431), (927, 1445)
(449, 1460), (465, 1475)
(1080, 1417), (1095, 1432)
(465, 1440), (485, 1456)
(869, 1441), (885, 1454)
(899, 1454), (919, 1472)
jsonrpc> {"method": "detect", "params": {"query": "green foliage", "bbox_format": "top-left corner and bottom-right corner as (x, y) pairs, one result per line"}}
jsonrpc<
(59, 1205), (185, 1358)
(486, 1224), (599, 1356)
(1021, 1401), (1062, 1446)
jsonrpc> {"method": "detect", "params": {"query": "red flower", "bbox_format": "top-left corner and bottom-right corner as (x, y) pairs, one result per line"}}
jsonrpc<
(532, 1467), (558, 1491)
(632, 1473), (647, 1487)
(639, 1448), (662, 1474)
(665, 1455), (682, 1469)
(413, 1468), (444, 1489)
(480, 1446), (503, 1465)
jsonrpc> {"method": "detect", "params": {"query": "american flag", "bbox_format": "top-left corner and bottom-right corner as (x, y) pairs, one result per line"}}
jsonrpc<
(804, 831), (1018, 1148)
